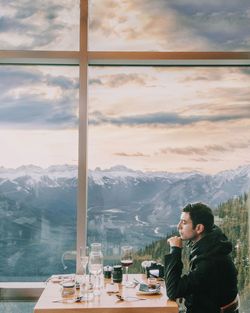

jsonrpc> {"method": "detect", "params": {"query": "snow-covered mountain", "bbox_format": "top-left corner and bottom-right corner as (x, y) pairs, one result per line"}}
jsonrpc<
(2, 163), (250, 189)
(0, 163), (250, 277)
(1, 163), (250, 213)
(0, 164), (77, 181)
(1, 163), (250, 236)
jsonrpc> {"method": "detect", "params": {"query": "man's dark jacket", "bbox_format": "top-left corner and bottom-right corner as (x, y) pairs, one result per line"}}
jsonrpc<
(164, 226), (238, 313)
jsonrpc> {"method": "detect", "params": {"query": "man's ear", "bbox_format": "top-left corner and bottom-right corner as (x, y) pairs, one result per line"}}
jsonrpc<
(195, 223), (205, 235)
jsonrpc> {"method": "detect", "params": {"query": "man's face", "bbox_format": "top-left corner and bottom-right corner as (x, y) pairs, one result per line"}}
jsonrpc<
(177, 212), (199, 241)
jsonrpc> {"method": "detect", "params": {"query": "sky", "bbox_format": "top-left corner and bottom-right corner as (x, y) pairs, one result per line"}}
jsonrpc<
(89, 0), (250, 51)
(88, 66), (250, 173)
(0, 0), (250, 173)
(0, 0), (79, 50)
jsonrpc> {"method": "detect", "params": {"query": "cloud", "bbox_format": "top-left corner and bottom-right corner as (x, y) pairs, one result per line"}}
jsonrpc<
(191, 157), (209, 162)
(89, 0), (122, 37)
(89, 110), (250, 127)
(1, 0), (249, 51)
(160, 145), (226, 156)
(89, 73), (147, 88)
(0, 67), (78, 129)
(114, 152), (149, 157)
(0, 16), (30, 33)
(0, 67), (41, 89)
(0, 0), (77, 50)
(181, 75), (212, 82)
(190, 157), (222, 163)
(146, 0), (250, 50)
(46, 74), (79, 90)
(179, 166), (203, 172)
(89, 78), (103, 86)
(89, 0), (250, 51)
(0, 95), (78, 129)
(159, 141), (250, 157)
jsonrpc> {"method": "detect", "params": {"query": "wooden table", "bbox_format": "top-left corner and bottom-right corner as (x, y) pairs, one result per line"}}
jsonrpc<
(34, 274), (178, 313)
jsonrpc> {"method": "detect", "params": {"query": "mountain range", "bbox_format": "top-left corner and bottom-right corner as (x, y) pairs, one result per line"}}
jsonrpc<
(0, 163), (250, 278)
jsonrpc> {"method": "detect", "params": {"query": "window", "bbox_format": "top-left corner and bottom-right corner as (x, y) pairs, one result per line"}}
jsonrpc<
(0, 65), (79, 281)
(89, 0), (250, 51)
(0, 0), (79, 51)
(88, 65), (250, 247)
(0, 0), (249, 310)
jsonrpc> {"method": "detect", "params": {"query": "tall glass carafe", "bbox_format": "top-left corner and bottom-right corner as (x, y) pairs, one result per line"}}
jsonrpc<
(89, 243), (103, 295)
(90, 242), (102, 254)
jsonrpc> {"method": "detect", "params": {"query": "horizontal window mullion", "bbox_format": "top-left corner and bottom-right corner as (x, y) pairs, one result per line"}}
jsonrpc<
(88, 51), (250, 66)
(0, 50), (80, 65)
(1, 51), (249, 66)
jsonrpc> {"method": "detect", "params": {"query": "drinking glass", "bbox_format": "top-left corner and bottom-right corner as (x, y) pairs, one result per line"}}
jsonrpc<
(89, 250), (103, 295)
(80, 246), (91, 300)
(121, 245), (133, 287)
(80, 246), (89, 281)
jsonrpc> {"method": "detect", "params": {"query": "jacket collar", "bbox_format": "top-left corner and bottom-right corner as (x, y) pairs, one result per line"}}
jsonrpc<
(189, 225), (232, 261)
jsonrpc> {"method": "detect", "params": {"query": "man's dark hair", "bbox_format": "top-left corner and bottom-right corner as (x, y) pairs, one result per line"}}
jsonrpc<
(183, 202), (214, 233)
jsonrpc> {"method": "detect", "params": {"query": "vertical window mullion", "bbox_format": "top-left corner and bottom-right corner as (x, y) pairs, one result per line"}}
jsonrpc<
(77, 0), (88, 274)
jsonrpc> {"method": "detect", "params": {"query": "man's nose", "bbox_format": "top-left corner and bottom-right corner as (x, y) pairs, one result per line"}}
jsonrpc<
(177, 221), (181, 230)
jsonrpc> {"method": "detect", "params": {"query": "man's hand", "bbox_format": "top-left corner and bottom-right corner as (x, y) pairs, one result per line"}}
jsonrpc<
(167, 236), (183, 248)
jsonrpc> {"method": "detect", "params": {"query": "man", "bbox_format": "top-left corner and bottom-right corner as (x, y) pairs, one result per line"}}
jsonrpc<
(165, 202), (238, 313)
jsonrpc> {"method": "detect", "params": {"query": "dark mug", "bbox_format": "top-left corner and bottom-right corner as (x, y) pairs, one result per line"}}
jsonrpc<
(112, 265), (123, 283)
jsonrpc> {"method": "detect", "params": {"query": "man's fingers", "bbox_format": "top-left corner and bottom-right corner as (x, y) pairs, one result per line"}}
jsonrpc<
(167, 236), (182, 247)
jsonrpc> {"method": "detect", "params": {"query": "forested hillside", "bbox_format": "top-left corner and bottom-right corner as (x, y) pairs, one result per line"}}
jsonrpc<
(215, 193), (249, 307)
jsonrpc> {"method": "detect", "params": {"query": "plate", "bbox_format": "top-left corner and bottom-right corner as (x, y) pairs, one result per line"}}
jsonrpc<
(136, 285), (161, 295)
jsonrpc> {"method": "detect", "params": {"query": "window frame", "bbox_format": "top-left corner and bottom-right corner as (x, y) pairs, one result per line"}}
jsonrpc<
(0, 0), (249, 298)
